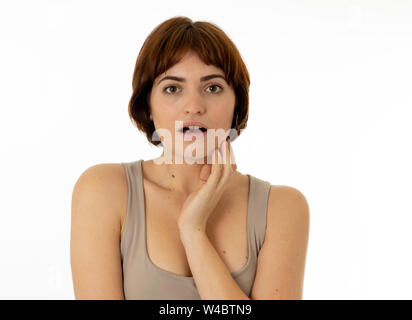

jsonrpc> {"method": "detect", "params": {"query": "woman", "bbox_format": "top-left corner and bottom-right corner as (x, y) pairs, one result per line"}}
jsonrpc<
(70, 16), (310, 300)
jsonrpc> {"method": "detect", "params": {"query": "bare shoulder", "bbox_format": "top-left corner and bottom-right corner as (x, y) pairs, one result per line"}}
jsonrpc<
(267, 185), (310, 228)
(265, 185), (310, 244)
(73, 162), (127, 193)
(72, 163), (128, 227)
(70, 163), (127, 299)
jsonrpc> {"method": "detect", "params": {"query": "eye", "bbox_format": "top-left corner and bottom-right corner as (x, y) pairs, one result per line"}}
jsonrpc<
(162, 84), (223, 95)
(163, 85), (180, 94)
(206, 84), (223, 93)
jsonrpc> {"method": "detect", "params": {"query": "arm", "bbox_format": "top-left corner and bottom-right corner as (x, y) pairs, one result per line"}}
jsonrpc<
(176, 138), (247, 299)
(70, 164), (127, 299)
(250, 186), (310, 299)
(180, 185), (310, 300)
(179, 227), (250, 300)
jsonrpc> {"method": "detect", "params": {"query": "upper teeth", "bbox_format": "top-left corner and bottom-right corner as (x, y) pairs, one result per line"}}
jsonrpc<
(186, 125), (203, 130)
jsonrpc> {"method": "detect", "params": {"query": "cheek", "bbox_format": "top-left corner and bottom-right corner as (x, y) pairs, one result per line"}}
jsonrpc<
(216, 93), (236, 116)
(153, 102), (179, 122)
(150, 91), (177, 113)
(210, 103), (235, 124)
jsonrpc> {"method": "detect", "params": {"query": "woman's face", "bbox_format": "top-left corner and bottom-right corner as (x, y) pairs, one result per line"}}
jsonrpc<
(149, 50), (236, 161)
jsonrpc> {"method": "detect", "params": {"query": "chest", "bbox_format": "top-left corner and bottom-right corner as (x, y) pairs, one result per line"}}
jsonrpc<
(143, 178), (250, 277)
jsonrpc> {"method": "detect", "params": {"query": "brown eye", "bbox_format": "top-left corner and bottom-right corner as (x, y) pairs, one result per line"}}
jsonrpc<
(164, 85), (179, 94)
(206, 84), (223, 93)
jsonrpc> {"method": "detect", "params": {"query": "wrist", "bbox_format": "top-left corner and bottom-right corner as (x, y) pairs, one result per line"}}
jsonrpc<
(178, 224), (207, 244)
(177, 217), (206, 234)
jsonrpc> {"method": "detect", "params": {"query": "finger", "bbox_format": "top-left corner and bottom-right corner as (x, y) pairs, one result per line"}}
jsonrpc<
(222, 137), (236, 172)
(222, 138), (231, 175)
(224, 136), (237, 171)
(230, 142), (237, 171)
(217, 139), (233, 193)
(199, 164), (212, 183)
(205, 148), (223, 189)
(215, 142), (224, 175)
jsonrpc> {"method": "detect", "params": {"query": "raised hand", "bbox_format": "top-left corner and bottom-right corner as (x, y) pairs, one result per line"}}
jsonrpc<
(177, 137), (237, 234)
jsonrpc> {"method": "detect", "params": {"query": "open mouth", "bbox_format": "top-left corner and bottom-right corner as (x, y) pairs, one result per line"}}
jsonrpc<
(179, 126), (208, 134)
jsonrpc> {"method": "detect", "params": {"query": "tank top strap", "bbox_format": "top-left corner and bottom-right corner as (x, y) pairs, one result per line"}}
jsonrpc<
(246, 174), (272, 257)
(120, 159), (145, 262)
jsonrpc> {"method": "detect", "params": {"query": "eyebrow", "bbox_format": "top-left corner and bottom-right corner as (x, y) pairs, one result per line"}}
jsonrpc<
(156, 74), (226, 85)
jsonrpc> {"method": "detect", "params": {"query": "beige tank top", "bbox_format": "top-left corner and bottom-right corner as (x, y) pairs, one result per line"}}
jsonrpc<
(120, 159), (271, 300)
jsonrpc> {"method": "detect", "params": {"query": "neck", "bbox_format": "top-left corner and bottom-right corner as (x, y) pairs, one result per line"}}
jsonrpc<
(146, 151), (218, 196)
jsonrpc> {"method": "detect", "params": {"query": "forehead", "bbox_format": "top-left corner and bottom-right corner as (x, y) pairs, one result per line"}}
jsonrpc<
(155, 52), (225, 82)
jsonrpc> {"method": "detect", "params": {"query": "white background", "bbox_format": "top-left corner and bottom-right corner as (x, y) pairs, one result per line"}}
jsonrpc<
(0, 0), (411, 299)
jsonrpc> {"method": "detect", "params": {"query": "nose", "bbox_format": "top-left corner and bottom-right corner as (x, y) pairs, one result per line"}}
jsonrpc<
(183, 91), (206, 115)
